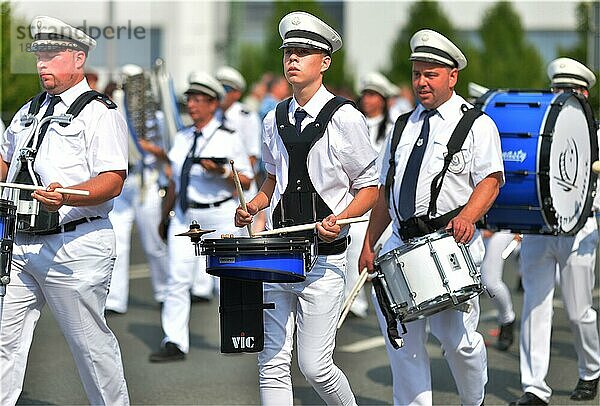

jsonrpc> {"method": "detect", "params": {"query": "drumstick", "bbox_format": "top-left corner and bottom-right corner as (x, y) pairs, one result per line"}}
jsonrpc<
(253, 216), (369, 237)
(337, 268), (369, 329)
(501, 237), (521, 260)
(230, 160), (252, 237)
(0, 182), (90, 196)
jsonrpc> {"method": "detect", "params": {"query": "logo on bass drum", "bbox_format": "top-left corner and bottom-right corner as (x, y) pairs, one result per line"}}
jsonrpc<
(554, 138), (578, 192)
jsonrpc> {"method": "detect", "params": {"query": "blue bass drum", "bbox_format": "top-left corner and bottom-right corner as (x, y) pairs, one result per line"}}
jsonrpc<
(202, 237), (311, 282)
(477, 90), (598, 235)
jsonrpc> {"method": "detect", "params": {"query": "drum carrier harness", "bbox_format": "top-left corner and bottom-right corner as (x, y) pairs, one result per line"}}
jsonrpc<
(375, 104), (483, 349)
(15, 90), (116, 234)
(273, 96), (355, 256)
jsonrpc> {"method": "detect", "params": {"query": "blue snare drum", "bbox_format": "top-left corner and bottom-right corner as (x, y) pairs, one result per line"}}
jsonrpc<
(202, 237), (311, 282)
(477, 90), (598, 235)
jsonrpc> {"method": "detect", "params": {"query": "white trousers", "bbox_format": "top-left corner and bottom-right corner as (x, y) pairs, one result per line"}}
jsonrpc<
(161, 201), (239, 352)
(519, 217), (600, 402)
(0, 219), (129, 405)
(106, 173), (169, 312)
(258, 253), (357, 406)
(373, 292), (487, 406)
(480, 231), (516, 324)
(344, 220), (370, 316)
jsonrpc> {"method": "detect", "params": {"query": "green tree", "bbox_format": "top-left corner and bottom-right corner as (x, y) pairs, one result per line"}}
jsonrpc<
(239, 1), (354, 97)
(384, 1), (475, 96)
(1, 3), (40, 125)
(476, 2), (545, 89)
(557, 2), (599, 114)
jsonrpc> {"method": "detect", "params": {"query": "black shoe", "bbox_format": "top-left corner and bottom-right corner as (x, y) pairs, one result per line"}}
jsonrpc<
(149, 342), (185, 363)
(509, 392), (548, 405)
(496, 320), (514, 351)
(190, 294), (211, 303)
(570, 377), (599, 401)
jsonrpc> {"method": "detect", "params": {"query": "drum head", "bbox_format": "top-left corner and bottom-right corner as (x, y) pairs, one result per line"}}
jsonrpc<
(544, 93), (597, 234)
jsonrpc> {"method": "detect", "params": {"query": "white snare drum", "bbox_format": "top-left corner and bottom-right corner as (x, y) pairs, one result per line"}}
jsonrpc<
(373, 231), (483, 322)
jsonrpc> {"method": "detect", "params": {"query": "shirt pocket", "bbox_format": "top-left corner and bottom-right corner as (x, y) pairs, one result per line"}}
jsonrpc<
(46, 121), (86, 167)
(427, 141), (448, 174)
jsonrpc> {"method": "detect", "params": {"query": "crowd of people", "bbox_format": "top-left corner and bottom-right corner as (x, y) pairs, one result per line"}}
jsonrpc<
(0, 11), (598, 406)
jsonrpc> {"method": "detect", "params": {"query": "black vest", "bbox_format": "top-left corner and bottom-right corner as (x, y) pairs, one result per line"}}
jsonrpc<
(272, 96), (354, 238)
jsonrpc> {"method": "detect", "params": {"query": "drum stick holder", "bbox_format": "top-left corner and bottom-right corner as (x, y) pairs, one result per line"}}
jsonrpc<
(219, 277), (275, 354)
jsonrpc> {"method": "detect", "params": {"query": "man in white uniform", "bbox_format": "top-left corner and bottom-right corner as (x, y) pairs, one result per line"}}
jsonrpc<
(106, 64), (169, 314)
(511, 57), (600, 405)
(235, 11), (379, 405)
(0, 16), (129, 405)
(359, 29), (504, 406)
(149, 72), (253, 362)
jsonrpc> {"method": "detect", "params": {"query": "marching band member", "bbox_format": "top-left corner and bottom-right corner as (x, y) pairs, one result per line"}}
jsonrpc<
(480, 229), (519, 351)
(344, 72), (396, 319)
(106, 64), (169, 314)
(511, 57), (600, 405)
(0, 16), (129, 405)
(235, 11), (379, 405)
(359, 29), (504, 405)
(149, 72), (253, 362)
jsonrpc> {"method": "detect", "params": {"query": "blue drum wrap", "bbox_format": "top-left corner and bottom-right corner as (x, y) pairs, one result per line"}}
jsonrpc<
(0, 199), (16, 239)
(202, 237), (311, 282)
(477, 89), (597, 235)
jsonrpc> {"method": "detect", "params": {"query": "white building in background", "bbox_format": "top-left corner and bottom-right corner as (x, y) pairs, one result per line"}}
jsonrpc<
(7, 1), (591, 93)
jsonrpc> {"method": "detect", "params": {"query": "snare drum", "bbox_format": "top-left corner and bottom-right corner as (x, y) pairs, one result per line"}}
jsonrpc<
(373, 231), (482, 322)
(201, 237), (312, 283)
(477, 90), (598, 235)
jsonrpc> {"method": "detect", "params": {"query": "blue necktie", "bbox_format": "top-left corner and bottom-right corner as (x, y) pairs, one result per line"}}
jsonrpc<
(398, 109), (437, 219)
(33, 95), (62, 149)
(179, 130), (202, 213)
(294, 108), (308, 134)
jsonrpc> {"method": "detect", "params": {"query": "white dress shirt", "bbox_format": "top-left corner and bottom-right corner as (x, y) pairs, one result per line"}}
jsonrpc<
(1, 79), (128, 223)
(224, 101), (262, 158)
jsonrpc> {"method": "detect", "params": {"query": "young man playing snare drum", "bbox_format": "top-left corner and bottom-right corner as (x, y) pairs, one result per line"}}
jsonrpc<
(358, 29), (504, 405)
(235, 11), (378, 405)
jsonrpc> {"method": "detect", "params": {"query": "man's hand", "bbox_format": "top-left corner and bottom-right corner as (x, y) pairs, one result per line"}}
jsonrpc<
(445, 215), (475, 244)
(235, 202), (259, 227)
(32, 182), (68, 212)
(315, 214), (341, 243)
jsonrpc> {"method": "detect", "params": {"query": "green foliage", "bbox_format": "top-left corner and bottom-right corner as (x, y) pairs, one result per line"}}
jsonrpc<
(238, 0), (354, 97)
(557, 2), (599, 114)
(476, 2), (545, 89)
(385, 1), (456, 87)
(1, 3), (40, 125)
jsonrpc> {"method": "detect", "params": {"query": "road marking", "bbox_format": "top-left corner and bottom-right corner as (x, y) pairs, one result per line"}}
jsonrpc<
(129, 264), (150, 280)
(339, 336), (386, 353)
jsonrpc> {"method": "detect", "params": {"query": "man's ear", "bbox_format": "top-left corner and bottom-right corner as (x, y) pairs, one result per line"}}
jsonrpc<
(74, 50), (87, 70)
(321, 54), (331, 73)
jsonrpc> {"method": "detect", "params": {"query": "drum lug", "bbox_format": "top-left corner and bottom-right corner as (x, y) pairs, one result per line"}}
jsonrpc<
(455, 302), (471, 313)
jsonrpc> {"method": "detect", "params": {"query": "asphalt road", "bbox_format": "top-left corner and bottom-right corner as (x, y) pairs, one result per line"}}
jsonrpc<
(12, 237), (600, 405)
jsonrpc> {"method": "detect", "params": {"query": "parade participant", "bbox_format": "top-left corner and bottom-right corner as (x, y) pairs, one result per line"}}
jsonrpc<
(106, 64), (169, 314)
(359, 29), (504, 405)
(344, 71), (396, 319)
(259, 74), (291, 121)
(235, 11), (379, 405)
(0, 16), (129, 405)
(511, 57), (600, 405)
(480, 230), (519, 351)
(214, 65), (266, 235)
(149, 72), (253, 362)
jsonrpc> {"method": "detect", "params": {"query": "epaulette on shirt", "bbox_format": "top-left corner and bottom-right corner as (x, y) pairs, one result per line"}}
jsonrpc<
(218, 124), (235, 133)
(240, 108), (250, 116)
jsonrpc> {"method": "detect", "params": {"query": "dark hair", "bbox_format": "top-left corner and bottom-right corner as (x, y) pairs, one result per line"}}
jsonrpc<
(358, 92), (390, 143)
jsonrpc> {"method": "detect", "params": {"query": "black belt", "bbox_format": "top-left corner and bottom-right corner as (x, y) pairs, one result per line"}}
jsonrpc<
(398, 207), (463, 241)
(29, 216), (102, 236)
(188, 196), (233, 209)
(317, 236), (350, 256)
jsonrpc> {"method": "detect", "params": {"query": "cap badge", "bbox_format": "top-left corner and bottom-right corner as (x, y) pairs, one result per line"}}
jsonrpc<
(291, 16), (301, 26)
(36, 20), (42, 30)
(559, 62), (566, 68)
(421, 33), (429, 42)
